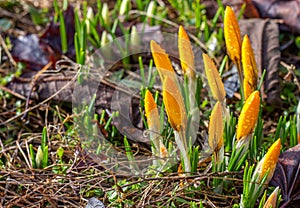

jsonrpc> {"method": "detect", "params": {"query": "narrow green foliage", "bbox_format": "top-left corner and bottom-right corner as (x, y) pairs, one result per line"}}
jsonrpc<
(42, 146), (49, 168)
(41, 127), (48, 168)
(289, 115), (298, 147)
(228, 144), (247, 171)
(241, 162), (270, 208)
(237, 3), (246, 20)
(195, 0), (201, 30)
(41, 127), (47, 151)
(29, 144), (36, 169)
(135, 0), (143, 11)
(258, 190), (267, 208)
(147, 59), (157, 89)
(212, 7), (223, 28)
(258, 69), (267, 91)
(53, 0), (59, 22)
(124, 136), (134, 162)
(224, 113), (236, 152)
(250, 106), (264, 161)
(139, 56), (145, 86)
(216, 0), (225, 17)
(190, 146), (199, 173)
(219, 55), (228, 75)
(59, 10), (67, 53)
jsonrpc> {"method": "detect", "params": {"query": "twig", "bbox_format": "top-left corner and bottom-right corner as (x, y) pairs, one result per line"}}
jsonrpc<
(16, 140), (31, 169)
(0, 34), (16, 68)
(0, 70), (80, 126)
(280, 61), (300, 92)
(0, 85), (27, 100)
(105, 171), (241, 192)
(21, 61), (53, 120)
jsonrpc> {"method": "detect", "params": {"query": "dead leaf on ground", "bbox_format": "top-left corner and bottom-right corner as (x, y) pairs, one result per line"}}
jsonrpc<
(270, 143), (300, 208)
(252, 0), (300, 33)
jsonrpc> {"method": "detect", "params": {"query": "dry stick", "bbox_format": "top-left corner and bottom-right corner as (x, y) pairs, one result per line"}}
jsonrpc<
(25, 140), (33, 168)
(0, 85), (27, 100)
(105, 171), (242, 192)
(7, 180), (48, 207)
(280, 61), (300, 91)
(0, 70), (80, 126)
(16, 140), (32, 169)
(0, 34), (17, 67)
(21, 61), (53, 120)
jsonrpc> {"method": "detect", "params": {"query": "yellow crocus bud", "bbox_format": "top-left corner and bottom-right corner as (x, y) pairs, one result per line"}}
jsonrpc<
(224, 6), (242, 64)
(236, 90), (260, 140)
(263, 186), (280, 208)
(208, 101), (223, 152)
(162, 76), (186, 132)
(242, 34), (258, 99)
(255, 139), (281, 183)
(178, 26), (195, 78)
(150, 40), (176, 81)
(203, 53), (226, 102)
(144, 90), (160, 133)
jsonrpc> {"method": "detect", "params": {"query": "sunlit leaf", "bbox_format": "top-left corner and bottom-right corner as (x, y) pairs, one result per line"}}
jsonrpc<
(178, 25), (195, 78)
(236, 90), (260, 140)
(203, 53), (226, 102)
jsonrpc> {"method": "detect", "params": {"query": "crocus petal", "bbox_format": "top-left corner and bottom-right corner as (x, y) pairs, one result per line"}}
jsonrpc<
(236, 90), (260, 140)
(144, 89), (160, 132)
(150, 40), (176, 81)
(257, 139), (281, 183)
(263, 186), (280, 208)
(209, 101), (224, 152)
(162, 77), (186, 131)
(178, 26), (195, 78)
(203, 53), (226, 102)
(242, 34), (258, 99)
(224, 6), (242, 63)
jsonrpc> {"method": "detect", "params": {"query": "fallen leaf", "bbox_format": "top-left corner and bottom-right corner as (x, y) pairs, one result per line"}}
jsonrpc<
(11, 34), (50, 71)
(252, 0), (300, 33)
(270, 143), (300, 207)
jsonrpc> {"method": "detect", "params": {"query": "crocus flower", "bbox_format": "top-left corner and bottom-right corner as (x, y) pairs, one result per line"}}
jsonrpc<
(178, 25), (195, 78)
(224, 6), (242, 64)
(263, 186), (280, 208)
(255, 139), (281, 184)
(208, 101), (223, 153)
(203, 53), (226, 102)
(236, 90), (260, 140)
(242, 34), (258, 99)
